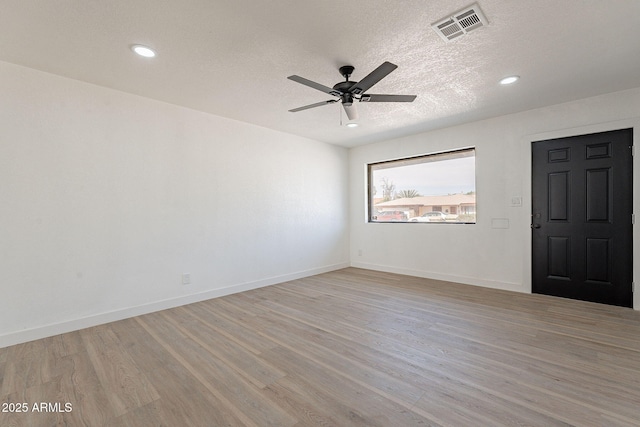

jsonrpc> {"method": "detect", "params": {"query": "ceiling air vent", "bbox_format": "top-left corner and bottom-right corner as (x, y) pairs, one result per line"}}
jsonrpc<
(432, 3), (488, 42)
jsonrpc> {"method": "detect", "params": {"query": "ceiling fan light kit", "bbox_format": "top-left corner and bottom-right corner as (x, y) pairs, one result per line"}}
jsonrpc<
(287, 61), (417, 122)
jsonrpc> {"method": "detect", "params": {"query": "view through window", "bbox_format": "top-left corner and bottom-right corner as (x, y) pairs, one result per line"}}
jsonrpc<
(368, 148), (476, 223)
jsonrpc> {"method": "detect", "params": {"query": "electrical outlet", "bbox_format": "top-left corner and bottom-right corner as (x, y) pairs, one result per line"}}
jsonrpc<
(182, 273), (191, 285)
(358, 249), (363, 256)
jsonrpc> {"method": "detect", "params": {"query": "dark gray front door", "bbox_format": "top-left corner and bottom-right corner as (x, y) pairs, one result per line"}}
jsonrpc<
(531, 128), (633, 307)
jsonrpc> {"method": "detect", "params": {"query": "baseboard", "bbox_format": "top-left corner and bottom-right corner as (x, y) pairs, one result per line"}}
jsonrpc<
(350, 261), (524, 293)
(0, 262), (349, 349)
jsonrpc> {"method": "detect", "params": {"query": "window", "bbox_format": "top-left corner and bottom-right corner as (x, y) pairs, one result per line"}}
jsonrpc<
(368, 148), (476, 223)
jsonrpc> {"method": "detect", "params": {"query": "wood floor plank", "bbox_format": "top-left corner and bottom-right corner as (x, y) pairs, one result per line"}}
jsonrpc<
(169, 306), (287, 388)
(136, 312), (297, 427)
(262, 379), (345, 427)
(260, 345), (439, 427)
(110, 317), (248, 427)
(252, 307), (426, 406)
(103, 400), (169, 427)
(188, 299), (279, 354)
(57, 349), (113, 426)
(2, 267), (640, 426)
(79, 324), (160, 417)
(0, 339), (48, 397)
(412, 370), (574, 427)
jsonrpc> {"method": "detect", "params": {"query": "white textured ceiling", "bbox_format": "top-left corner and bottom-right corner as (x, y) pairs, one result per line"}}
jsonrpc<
(2, 0), (640, 147)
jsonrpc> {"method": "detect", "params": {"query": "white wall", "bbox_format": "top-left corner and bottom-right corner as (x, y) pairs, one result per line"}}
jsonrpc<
(350, 87), (640, 310)
(0, 61), (349, 347)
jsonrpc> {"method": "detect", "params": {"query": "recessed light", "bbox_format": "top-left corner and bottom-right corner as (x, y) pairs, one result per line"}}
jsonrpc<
(346, 123), (359, 128)
(131, 45), (156, 58)
(499, 75), (519, 85)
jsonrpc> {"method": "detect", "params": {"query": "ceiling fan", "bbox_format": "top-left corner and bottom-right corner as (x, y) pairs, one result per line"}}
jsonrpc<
(287, 61), (417, 121)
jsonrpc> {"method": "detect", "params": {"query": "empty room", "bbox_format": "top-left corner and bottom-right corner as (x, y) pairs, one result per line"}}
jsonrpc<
(2, 1), (640, 426)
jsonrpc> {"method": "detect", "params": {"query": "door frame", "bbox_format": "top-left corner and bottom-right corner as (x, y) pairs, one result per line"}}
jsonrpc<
(520, 118), (640, 310)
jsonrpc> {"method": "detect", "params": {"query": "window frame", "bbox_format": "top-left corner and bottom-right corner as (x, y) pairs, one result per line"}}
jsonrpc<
(367, 147), (476, 224)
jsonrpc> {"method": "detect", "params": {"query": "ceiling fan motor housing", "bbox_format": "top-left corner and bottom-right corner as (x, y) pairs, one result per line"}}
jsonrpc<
(341, 93), (354, 106)
(333, 80), (356, 94)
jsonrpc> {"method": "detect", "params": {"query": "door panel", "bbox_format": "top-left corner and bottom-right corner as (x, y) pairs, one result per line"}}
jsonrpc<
(548, 171), (569, 221)
(586, 168), (610, 221)
(548, 236), (570, 279)
(585, 238), (610, 283)
(532, 128), (633, 307)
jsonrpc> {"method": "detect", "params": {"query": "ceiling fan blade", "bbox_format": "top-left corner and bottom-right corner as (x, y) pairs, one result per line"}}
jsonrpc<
(288, 99), (337, 112)
(360, 94), (417, 103)
(348, 61), (398, 95)
(287, 75), (342, 96)
(343, 102), (358, 121)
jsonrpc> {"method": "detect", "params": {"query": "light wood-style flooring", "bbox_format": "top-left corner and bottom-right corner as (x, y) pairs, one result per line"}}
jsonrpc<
(2, 267), (640, 426)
